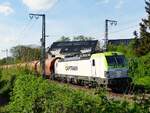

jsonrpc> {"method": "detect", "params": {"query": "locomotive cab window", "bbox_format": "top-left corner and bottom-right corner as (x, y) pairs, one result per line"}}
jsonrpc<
(106, 55), (127, 67)
(92, 59), (95, 66)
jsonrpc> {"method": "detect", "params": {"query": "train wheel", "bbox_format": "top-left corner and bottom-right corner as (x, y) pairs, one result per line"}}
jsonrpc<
(49, 71), (54, 80)
(79, 80), (84, 86)
(91, 81), (98, 88)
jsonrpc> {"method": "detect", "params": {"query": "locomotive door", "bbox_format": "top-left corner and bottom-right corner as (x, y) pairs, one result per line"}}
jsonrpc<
(91, 59), (96, 76)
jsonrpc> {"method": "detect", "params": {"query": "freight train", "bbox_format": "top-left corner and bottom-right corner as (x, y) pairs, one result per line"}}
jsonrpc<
(1, 40), (132, 88)
(30, 51), (132, 88)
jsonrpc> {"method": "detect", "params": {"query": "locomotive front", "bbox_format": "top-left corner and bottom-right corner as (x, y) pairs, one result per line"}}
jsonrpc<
(102, 52), (132, 87)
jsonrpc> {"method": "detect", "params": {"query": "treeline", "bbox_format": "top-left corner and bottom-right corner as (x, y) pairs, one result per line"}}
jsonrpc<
(57, 35), (94, 42)
(0, 45), (41, 65)
(11, 45), (40, 62)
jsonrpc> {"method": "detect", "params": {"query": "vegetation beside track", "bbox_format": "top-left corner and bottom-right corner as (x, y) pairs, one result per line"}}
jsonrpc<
(0, 67), (149, 113)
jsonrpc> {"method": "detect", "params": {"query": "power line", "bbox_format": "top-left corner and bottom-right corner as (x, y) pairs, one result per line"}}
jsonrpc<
(16, 19), (38, 45)
(45, 21), (139, 39)
(103, 22), (138, 35)
(45, 24), (138, 40)
(17, 19), (34, 37)
(109, 24), (139, 35)
(17, 18), (140, 45)
(46, 24), (138, 38)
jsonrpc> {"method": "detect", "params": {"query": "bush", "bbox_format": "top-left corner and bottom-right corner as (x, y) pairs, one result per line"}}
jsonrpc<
(8, 74), (50, 113)
(108, 43), (134, 58)
(0, 67), (15, 97)
(128, 53), (150, 89)
(8, 73), (149, 113)
(108, 43), (150, 89)
(0, 75), (16, 97)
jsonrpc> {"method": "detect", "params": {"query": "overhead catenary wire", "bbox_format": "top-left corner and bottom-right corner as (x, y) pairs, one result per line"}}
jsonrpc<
(16, 15), (141, 46)
(101, 21), (140, 38)
(46, 24), (138, 41)
(46, 20), (140, 40)
(0, 19), (37, 59)
(109, 24), (139, 35)
(17, 19), (34, 38)
(16, 19), (38, 45)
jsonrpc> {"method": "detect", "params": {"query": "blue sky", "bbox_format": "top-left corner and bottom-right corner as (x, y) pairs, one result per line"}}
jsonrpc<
(0, 0), (146, 58)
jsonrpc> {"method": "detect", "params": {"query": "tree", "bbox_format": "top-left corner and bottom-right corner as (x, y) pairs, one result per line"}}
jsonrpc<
(58, 36), (71, 42)
(58, 35), (94, 42)
(131, 31), (140, 55)
(73, 35), (94, 41)
(0, 57), (15, 65)
(10, 45), (40, 62)
(134, 0), (150, 56)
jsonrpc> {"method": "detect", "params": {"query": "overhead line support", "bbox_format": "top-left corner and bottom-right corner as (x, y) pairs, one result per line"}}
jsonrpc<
(105, 19), (117, 51)
(29, 13), (46, 79)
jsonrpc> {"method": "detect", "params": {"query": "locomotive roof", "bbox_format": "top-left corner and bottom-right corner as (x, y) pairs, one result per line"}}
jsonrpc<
(48, 40), (101, 55)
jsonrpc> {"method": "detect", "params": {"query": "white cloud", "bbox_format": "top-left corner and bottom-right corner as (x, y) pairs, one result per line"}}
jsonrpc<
(115, 0), (124, 9)
(22, 0), (58, 11)
(0, 2), (14, 16)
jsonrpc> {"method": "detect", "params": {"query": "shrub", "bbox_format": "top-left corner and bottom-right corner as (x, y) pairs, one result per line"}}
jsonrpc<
(8, 74), (50, 113)
(108, 43), (150, 89)
(8, 73), (149, 113)
(128, 53), (150, 89)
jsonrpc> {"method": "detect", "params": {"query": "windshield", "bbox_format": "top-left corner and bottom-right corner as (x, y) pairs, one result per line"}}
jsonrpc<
(106, 55), (127, 67)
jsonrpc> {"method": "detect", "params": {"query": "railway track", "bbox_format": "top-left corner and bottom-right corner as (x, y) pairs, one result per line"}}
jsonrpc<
(50, 80), (150, 102)
(1, 64), (149, 102)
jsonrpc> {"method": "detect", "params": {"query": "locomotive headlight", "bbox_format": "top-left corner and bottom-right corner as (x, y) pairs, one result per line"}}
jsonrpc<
(104, 71), (110, 78)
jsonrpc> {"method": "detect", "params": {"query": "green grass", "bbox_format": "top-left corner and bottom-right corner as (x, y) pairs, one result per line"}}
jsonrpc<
(134, 76), (150, 90)
(0, 67), (150, 113)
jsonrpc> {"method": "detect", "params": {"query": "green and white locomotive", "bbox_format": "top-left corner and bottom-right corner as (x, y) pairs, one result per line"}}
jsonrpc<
(54, 52), (132, 87)
(48, 40), (132, 88)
